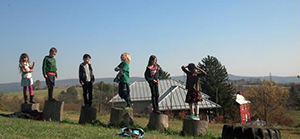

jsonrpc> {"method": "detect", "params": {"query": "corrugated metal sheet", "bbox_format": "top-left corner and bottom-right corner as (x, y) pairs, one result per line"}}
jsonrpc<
(157, 86), (221, 110)
(109, 79), (220, 109)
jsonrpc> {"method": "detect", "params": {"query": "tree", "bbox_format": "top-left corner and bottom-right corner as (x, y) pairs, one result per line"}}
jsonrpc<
(161, 69), (171, 79)
(287, 84), (300, 109)
(198, 55), (236, 120)
(244, 81), (289, 124)
(0, 93), (8, 111)
(32, 80), (41, 90)
(57, 86), (79, 103)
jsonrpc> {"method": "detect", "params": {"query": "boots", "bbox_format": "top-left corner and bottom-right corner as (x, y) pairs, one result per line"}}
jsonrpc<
(30, 95), (35, 103)
(24, 95), (28, 104)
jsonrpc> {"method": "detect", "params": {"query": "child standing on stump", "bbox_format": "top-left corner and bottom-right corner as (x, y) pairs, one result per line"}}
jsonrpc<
(79, 54), (95, 107)
(114, 53), (132, 110)
(144, 55), (162, 114)
(19, 53), (36, 104)
(42, 47), (58, 101)
(181, 63), (207, 120)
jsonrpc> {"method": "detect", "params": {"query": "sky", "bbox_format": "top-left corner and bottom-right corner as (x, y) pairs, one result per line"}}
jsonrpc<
(0, 0), (299, 84)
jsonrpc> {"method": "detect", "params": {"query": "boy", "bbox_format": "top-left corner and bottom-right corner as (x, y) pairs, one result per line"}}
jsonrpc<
(79, 54), (95, 106)
(42, 47), (58, 101)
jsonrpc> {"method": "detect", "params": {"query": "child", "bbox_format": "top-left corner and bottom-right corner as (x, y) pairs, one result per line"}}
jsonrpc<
(19, 53), (36, 103)
(42, 47), (58, 101)
(114, 53), (132, 110)
(181, 63), (207, 120)
(79, 54), (95, 107)
(144, 55), (162, 114)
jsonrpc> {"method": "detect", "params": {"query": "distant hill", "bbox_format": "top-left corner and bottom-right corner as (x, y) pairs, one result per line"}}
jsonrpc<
(0, 75), (299, 93)
(0, 77), (143, 93)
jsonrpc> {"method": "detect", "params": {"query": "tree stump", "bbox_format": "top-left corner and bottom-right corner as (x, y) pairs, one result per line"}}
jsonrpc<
(182, 118), (208, 136)
(147, 113), (168, 131)
(42, 100), (64, 121)
(109, 107), (133, 126)
(21, 103), (40, 113)
(79, 106), (97, 124)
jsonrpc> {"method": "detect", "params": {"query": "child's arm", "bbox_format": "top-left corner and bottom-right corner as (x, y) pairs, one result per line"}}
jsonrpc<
(181, 65), (190, 75)
(197, 67), (207, 75)
(30, 62), (36, 69)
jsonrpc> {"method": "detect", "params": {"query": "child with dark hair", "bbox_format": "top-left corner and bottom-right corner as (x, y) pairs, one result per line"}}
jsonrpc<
(19, 53), (36, 103)
(79, 54), (95, 106)
(42, 47), (58, 101)
(181, 63), (207, 120)
(144, 55), (162, 114)
(114, 53), (132, 110)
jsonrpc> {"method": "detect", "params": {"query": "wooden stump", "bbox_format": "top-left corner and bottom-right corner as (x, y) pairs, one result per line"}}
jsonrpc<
(109, 107), (133, 126)
(42, 100), (64, 121)
(21, 103), (40, 113)
(147, 113), (168, 131)
(182, 118), (208, 136)
(79, 106), (97, 124)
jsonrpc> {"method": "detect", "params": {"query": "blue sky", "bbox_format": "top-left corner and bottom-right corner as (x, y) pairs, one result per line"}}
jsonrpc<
(0, 0), (299, 84)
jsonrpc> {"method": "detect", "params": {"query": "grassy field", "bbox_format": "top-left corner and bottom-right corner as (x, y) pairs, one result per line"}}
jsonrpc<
(4, 87), (82, 99)
(0, 111), (300, 139)
(2, 88), (300, 138)
(0, 111), (222, 139)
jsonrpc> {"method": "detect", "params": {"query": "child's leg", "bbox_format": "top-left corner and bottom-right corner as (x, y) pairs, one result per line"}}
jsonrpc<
(88, 82), (93, 105)
(23, 86), (27, 96)
(189, 103), (194, 115)
(194, 103), (199, 116)
(82, 84), (88, 105)
(29, 85), (33, 96)
(29, 85), (35, 103)
(23, 86), (28, 103)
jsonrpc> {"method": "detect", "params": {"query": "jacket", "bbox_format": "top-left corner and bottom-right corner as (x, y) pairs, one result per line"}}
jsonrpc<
(79, 63), (95, 84)
(144, 64), (162, 84)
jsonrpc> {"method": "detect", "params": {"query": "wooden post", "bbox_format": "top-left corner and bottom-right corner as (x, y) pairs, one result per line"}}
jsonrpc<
(42, 100), (64, 121)
(79, 106), (97, 124)
(109, 107), (133, 126)
(21, 103), (40, 113)
(147, 113), (168, 131)
(182, 118), (208, 136)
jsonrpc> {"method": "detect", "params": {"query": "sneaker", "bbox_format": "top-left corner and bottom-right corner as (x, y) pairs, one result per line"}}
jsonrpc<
(124, 106), (132, 110)
(192, 115), (200, 120)
(187, 115), (194, 119)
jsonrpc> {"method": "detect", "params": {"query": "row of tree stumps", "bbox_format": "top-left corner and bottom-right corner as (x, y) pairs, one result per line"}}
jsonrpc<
(20, 103), (208, 137)
(109, 107), (208, 137)
(21, 101), (97, 124)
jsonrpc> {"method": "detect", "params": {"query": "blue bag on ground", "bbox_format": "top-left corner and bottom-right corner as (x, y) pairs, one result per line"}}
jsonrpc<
(117, 127), (145, 138)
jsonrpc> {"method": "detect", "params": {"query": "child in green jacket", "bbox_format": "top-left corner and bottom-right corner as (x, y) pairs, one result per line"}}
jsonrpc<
(42, 47), (58, 101)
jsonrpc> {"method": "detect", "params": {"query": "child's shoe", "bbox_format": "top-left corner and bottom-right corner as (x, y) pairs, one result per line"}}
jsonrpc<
(192, 115), (200, 120)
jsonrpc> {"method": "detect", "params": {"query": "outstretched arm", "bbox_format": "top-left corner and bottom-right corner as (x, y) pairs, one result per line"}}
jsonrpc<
(197, 67), (207, 75)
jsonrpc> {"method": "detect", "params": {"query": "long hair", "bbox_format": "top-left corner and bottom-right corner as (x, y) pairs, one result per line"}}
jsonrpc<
(121, 53), (131, 64)
(147, 55), (157, 68)
(19, 53), (30, 72)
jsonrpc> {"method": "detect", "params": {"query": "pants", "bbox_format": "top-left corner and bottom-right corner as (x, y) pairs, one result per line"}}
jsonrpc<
(82, 82), (93, 105)
(119, 82), (131, 106)
(149, 83), (159, 111)
(46, 74), (55, 100)
(23, 85), (33, 96)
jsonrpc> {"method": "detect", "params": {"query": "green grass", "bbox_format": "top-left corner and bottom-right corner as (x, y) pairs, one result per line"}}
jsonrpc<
(284, 110), (300, 127)
(0, 111), (221, 139)
(0, 111), (300, 139)
(4, 87), (83, 99)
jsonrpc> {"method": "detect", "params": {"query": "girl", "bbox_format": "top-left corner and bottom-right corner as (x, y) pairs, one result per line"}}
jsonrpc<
(144, 55), (162, 114)
(19, 53), (36, 104)
(114, 53), (132, 110)
(181, 63), (207, 120)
